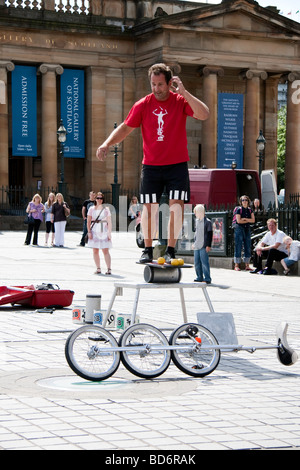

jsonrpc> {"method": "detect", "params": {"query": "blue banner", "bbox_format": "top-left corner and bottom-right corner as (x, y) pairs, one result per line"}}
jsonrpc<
(60, 69), (85, 158)
(11, 65), (37, 157)
(217, 93), (244, 168)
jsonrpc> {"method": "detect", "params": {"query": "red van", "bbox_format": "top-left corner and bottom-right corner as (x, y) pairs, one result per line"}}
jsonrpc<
(188, 168), (261, 207)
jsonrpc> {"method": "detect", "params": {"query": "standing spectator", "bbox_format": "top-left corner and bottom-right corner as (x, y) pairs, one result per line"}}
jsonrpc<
(234, 195), (255, 271)
(51, 193), (70, 247)
(128, 196), (140, 220)
(280, 236), (300, 275)
(252, 198), (262, 213)
(78, 191), (96, 247)
(24, 194), (44, 246)
(44, 192), (55, 246)
(87, 192), (112, 275)
(192, 204), (213, 284)
(251, 218), (288, 274)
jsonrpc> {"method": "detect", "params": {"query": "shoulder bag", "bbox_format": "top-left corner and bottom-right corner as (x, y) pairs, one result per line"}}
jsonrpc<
(84, 208), (104, 244)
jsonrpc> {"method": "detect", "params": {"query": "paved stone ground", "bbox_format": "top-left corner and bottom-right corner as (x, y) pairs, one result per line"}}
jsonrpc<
(0, 229), (299, 450)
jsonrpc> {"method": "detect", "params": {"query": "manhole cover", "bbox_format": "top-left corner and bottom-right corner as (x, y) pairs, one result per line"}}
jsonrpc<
(38, 376), (130, 391)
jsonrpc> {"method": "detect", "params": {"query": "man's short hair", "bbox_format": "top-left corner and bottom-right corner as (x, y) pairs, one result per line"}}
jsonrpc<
(148, 63), (173, 84)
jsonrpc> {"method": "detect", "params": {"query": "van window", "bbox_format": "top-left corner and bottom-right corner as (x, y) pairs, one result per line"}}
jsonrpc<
(236, 173), (259, 201)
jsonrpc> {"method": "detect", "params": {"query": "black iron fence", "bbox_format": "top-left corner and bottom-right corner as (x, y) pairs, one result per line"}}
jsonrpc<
(0, 185), (140, 218)
(290, 193), (300, 204)
(1, 186), (299, 258)
(213, 204), (300, 257)
(0, 186), (57, 216)
(177, 203), (300, 258)
(225, 204), (300, 257)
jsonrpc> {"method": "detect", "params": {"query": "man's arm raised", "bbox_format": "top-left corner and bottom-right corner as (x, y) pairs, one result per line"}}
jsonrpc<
(171, 76), (209, 121)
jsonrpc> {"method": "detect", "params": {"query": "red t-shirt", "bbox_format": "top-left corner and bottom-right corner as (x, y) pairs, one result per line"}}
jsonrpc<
(124, 92), (194, 166)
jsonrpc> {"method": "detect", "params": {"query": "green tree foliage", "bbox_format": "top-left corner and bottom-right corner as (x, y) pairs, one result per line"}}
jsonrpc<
(277, 105), (286, 191)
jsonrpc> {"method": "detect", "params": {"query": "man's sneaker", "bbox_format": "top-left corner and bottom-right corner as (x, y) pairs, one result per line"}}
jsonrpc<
(164, 247), (176, 264)
(139, 247), (153, 263)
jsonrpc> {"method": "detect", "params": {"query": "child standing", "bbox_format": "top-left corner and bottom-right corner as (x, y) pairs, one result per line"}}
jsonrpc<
(192, 204), (213, 284)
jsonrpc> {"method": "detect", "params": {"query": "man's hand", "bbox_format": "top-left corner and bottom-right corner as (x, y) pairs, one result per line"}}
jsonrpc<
(170, 76), (185, 95)
(96, 145), (109, 161)
(170, 76), (209, 120)
(96, 123), (134, 161)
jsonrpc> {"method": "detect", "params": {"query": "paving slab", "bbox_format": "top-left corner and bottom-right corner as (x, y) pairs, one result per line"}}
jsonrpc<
(0, 229), (299, 450)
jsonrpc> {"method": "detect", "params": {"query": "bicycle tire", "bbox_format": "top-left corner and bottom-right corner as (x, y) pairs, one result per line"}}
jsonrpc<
(169, 323), (221, 377)
(119, 323), (171, 379)
(65, 325), (121, 381)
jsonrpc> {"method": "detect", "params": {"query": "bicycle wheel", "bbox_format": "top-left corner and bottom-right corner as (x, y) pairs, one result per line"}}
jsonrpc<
(169, 323), (220, 377)
(119, 323), (171, 379)
(65, 325), (121, 381)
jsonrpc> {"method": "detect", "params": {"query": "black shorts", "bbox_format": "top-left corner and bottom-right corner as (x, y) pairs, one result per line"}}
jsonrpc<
(140, 162), (190, 204)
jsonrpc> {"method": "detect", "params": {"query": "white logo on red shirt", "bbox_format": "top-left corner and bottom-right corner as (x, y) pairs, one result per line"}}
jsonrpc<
(153, 107), (168, 141)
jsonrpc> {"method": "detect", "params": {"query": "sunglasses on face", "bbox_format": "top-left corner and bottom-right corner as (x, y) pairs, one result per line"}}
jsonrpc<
(96, 196), (103, 200)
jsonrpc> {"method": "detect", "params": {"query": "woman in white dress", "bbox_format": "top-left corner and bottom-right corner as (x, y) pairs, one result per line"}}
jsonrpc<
(87, 192), (112, 274)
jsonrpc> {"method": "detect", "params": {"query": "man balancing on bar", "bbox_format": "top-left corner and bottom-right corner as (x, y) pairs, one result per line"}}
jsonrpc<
(96, 63), (209, 263)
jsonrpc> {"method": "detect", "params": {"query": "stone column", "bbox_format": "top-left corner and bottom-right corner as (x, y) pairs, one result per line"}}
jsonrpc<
(0, 61), (14, 188)
(201, 66), (224, 168)
(243, 69), (267, 170)
(89, 0), (102, 15)
(38, 64), (63, 190)
(104, 67), (123, 187)
(285, 72), (300, 201)
(264, 76), (280, 174)
(86, 66), (106, 192)
(43, 0), (55, 10)
(133, 66), (149, 173)
(122, 68), (138, 189)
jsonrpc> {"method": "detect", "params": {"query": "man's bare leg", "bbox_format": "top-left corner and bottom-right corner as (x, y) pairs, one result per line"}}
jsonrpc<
(164, 199), (184, 262)
(168, 200), (184, 247)
(139, 203), (159, 263)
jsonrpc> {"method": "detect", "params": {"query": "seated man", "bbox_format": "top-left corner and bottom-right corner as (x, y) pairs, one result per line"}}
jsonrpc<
(251, 218), (288, 275)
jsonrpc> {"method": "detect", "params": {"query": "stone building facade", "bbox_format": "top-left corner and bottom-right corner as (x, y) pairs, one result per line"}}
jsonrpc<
(0, 0), (300, 201)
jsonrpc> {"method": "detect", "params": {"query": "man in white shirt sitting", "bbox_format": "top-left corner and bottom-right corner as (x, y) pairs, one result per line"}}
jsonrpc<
(251, 218), (288, 275)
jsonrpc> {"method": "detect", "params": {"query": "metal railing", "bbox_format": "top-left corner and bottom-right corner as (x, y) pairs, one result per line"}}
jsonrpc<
(176, 203), (300, 258)
(220, 204), (300, 258)
(0, 185), (140, 217)
(2, 186), (299, 257)
(0, 185), (57, 215)
(4, 0), (90, 15)
(290, 193), (300, 205)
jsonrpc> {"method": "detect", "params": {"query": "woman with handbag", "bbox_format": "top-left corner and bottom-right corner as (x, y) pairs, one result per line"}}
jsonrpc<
(51, 193), (70, 247)
(87, 192), (112, 274)
(24, 194), (45, 246)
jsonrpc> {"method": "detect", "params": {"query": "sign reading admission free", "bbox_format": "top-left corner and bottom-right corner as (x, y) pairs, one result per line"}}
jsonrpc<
(60, 69), (85, 158)
(12, 65), (37, 157)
